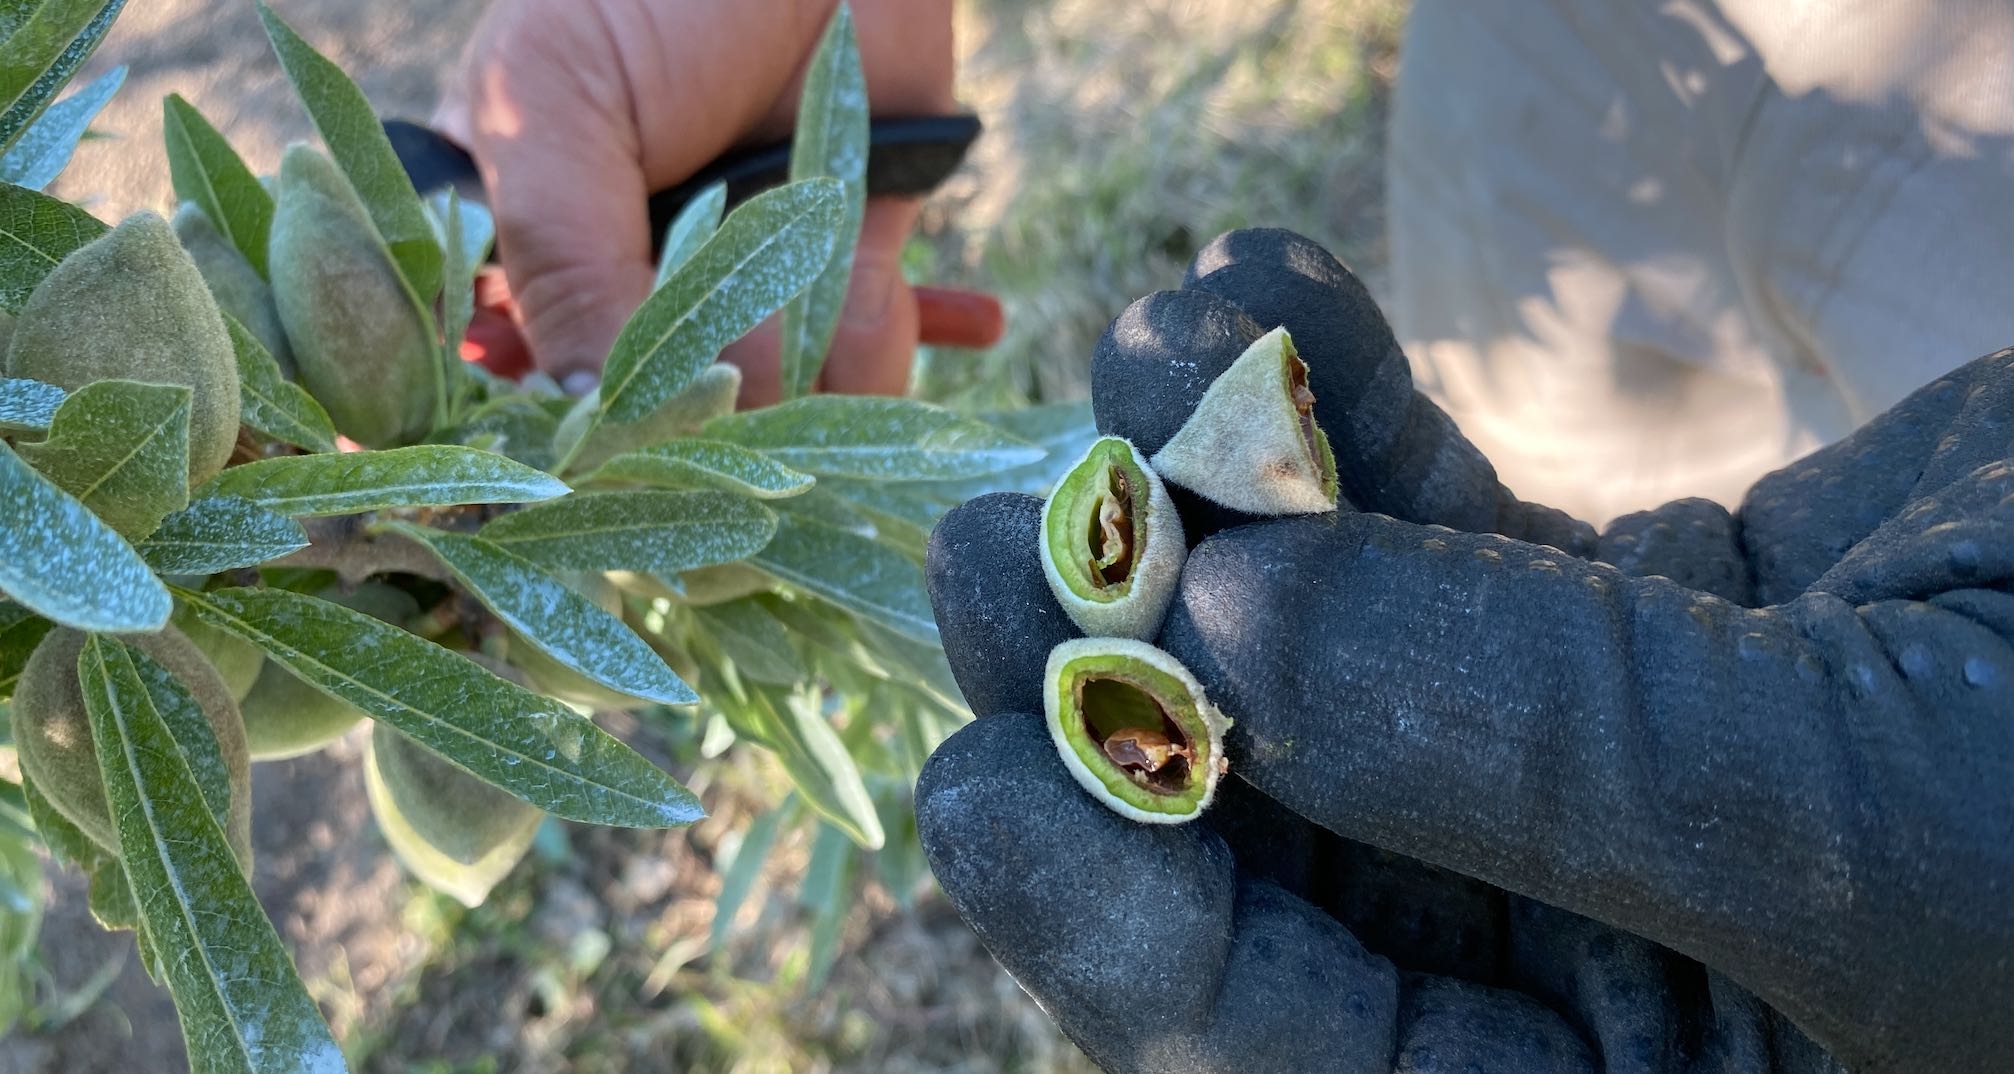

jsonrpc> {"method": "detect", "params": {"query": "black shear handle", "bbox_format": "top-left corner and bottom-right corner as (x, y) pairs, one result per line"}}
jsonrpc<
(383, 114), (982, 262)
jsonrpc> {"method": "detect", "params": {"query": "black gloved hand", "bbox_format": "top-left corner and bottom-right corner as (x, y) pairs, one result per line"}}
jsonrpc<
(916, 229), (2014, 1074)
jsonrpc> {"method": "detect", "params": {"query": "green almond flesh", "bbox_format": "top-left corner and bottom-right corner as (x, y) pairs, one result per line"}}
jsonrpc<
(1044, 438), (1152, 604)
(1053, 650), (1212, 819)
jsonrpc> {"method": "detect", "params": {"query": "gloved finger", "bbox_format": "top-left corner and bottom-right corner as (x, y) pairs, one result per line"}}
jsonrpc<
(1156, 505), (2014, 1072)
(917, 711), (1603, 1074)
(1181, 228), (1591, 552)
(924, 492), (1082, 718)
(924, 489), (1331, 889)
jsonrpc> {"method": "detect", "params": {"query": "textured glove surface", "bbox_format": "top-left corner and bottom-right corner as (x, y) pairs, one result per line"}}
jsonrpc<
(919, 229), (2013, 1074)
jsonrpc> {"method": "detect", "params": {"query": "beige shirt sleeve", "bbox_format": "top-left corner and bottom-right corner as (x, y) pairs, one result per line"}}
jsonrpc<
(1387, 0), (2014, 525)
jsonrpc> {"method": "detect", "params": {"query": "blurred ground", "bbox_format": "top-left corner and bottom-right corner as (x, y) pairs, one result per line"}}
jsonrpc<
(10, 1), (1405, 1071)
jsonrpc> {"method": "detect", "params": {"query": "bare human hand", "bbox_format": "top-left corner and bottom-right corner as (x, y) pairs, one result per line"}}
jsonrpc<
(436, 0), (956, 402)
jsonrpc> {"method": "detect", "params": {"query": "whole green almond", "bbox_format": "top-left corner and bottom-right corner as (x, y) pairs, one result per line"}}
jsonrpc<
(269, 143), (437, 448)
(365, 722), (542, 907)
(173, 202), (296, 377)
(238, 660), (366, 761)
(12, 627), (254, 869)
(6, 212), (241, 484)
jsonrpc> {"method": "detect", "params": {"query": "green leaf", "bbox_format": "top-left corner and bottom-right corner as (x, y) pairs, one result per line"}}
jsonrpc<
(429, 188), (486, 388)
(692, 598), (805, 685)
(254, 0), (441, 302)
(748, 685), (882, 849)
(0, 601), (48, 696)
(585, 438), (814, 500)
(0, 61), (117, 189)
(708, 797), (788, 949)
(596, 179), (843, 428)
(705, 396), (1043, 481)
(0, 374), (59, 431)
(163, 92), (272, 278)
(911, 401), (1098, 501)
(137, 496), (307, 574)
(0, 0), (123, 157)
(226, 313), (338, 453)
(197, 444), (570, 517)
(771, 485), (875, 536)
(77, 635), (347, 1074)
(480, 489), (775, 576)
(17, 378), (190, 540)
(750, 513), (935, 644)
(779, 4), (867, 401)
(112, 641), (238, 842)
(0, 440), (166, 631)
(822, 479), (948, 560)
(654, 181), (723, 288)
(175, 586), (703, 828)
(800, 820), (855, 987)
(441, 393), (562, 472)
(381, 522), (697, 706)
(0, 178), (103, 312)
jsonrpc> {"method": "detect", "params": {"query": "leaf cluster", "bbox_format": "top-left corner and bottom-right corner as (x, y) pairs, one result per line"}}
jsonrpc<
(0, 2), (1096, 1066)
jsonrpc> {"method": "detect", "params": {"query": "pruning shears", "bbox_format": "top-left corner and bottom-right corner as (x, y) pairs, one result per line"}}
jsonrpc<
(382, 115), (1005, 379)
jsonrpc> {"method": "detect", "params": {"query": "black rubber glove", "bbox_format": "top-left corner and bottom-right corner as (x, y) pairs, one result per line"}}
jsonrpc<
(917, 229), (2014, 1074)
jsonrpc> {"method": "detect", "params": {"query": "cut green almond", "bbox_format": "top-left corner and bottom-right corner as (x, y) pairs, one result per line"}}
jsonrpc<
(1040, 436), (1185, 640)
(1043, 638), (1229, 824)
(1149, 325), (1338, 515)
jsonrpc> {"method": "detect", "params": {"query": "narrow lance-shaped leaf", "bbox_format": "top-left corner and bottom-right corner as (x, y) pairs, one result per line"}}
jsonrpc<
(116, 642), (238, 846)
(654, 180), (723, 288)
(381, 521), (698, 706)
(0, 375), (60, 432)
(592, 178), (843, 431)
(0, 441), (167, 631)
(801, 820), (857, 988)
(254, 1), (442, 301)
(137, 497), (307, 575)
(778, 3), (868, 400)
(709, 797), (789, 948)
(750, 513), (936, 644)
(0, 63), (120, 190)
(429, 188), (488, 396)
(198, 444), (569, 517)
(175, 586), (704, 829)
(78, 635), (346, 1074)
(163, 92), (272, 277)
(480, 489), (776, 576)
(0, 0), (124, 155)
(225, 312), (338, 452)
(584, 438), (815, 500)
(17, 379), (191, 540)
(0, 180), (103, 312)
(753, 684), (883, 849)
(704, 396), (1043, 482)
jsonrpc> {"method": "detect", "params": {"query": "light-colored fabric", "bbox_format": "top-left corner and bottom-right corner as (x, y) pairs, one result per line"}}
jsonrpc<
(1388, 0), (2014, 525)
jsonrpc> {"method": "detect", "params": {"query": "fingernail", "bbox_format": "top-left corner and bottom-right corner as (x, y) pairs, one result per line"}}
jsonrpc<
(842, 260), (896, 328)
(561, 371), (600, 398)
